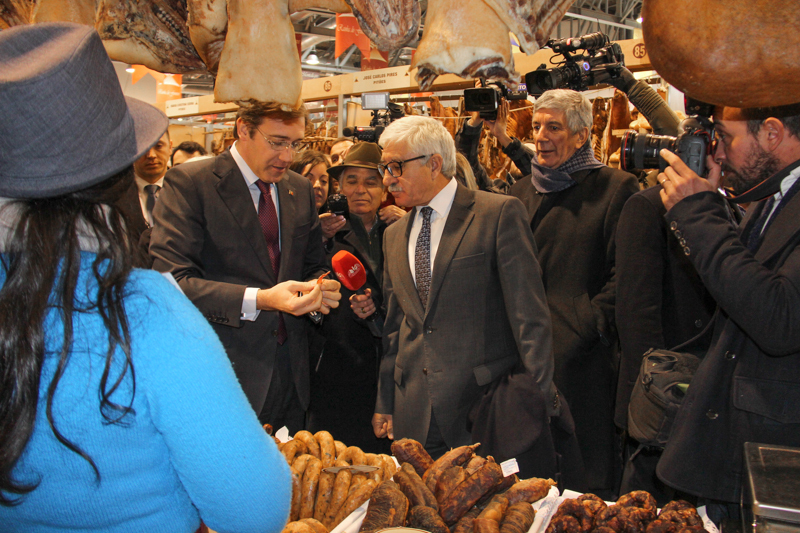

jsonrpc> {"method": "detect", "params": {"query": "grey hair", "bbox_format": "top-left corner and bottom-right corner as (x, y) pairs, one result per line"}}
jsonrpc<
(379, 115), (456, 178)
(534, 89), (593, 135)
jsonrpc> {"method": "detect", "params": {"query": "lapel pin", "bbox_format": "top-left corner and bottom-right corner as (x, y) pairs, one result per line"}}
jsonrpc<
(289, 190), (294, 196)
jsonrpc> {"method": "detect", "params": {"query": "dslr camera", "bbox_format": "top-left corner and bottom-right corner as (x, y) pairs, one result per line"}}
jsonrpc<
(342, 92), (405, 143)
(525, 32), (624, 97)
(621, 98), (715, 176)
(463, 80), (528, 120)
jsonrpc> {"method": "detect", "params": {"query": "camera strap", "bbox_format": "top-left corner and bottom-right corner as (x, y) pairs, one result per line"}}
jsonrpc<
(728, 157), (800, 204)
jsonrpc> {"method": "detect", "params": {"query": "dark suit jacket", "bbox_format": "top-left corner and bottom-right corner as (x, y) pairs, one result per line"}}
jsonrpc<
(149, 151), (326, 412)
(614, 186), (716, 428)
(509, 166), (639, 492)
(657, 184), (800, 503)
(377, 183), (556, 448)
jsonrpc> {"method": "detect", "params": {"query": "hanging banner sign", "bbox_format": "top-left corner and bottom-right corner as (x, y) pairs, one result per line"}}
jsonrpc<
(335, 14), (369, 58)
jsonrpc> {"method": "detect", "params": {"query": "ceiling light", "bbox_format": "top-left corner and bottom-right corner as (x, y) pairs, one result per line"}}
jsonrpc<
(125, 64), (135, 73)
(636, 16), (643, 23)
(307, 53), (320, 65)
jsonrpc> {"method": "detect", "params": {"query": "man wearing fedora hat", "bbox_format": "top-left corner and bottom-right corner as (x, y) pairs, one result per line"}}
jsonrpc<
(306, 142), (401, 451)
(150, 101), (342, 431)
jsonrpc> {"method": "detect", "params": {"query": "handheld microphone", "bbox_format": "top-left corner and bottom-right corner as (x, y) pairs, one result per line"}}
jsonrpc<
(331, 250), (383, 337)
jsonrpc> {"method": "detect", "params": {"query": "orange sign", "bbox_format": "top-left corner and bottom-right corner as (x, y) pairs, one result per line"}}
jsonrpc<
(335, 14), (369, 58)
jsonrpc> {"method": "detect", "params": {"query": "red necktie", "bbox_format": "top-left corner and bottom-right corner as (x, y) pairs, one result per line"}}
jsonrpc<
(256, 180), (287, 344)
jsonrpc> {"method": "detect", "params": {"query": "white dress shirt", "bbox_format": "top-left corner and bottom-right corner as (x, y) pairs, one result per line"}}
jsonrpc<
(230, 142), (282, 321)
(408, 178), (458, 285)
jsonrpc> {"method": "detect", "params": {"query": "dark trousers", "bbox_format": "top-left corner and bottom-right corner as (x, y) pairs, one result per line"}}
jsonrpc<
(424, 410), (450, 460)
(259, 342), (305, 434)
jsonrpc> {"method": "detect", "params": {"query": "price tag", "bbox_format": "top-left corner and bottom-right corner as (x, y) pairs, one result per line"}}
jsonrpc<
(500, 458), (520, 477)
(276, 426), (291, 443)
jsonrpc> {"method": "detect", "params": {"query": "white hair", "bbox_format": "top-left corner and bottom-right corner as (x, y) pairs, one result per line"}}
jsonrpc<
(379, 115), (456, 178)
(534, 89), (593, 135)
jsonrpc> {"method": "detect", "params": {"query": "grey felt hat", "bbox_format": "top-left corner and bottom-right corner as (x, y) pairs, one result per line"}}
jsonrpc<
(0, 22), (168, 199)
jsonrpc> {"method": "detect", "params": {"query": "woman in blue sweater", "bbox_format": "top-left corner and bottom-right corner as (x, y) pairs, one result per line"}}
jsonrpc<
(0, 23), (319, 533)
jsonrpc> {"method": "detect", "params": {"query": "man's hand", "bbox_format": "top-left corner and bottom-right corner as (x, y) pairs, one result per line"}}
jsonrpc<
(658, 149), (721, 211)
(485, 99), (513, 148)
(257, 279), (341, 315)
(372, 413), (393, 439)
(350, 289), (376, 319)
(319, 212), (347, 240)
(379, 205), (406, 226)
(318, 278), (342, 314)
(467, 111), (484, 129)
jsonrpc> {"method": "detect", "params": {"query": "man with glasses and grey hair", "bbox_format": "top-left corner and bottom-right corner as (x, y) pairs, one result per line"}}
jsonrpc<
(509, 89), (639, 497)
(367, 115), (558, 460)
(150, 101), (341, 430)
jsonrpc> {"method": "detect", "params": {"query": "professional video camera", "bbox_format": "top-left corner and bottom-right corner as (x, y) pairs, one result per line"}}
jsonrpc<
(342, 92), (404, 143)
(463, 79), (528, 120)
(621, 97), (715, 176)
(525, 32), (624, 97)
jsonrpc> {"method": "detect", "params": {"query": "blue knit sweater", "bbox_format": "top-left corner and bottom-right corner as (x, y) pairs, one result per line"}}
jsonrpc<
(0, 253), (291, 533)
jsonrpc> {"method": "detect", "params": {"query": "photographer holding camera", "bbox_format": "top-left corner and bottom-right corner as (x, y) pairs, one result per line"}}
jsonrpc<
(655, 103), (800, 522)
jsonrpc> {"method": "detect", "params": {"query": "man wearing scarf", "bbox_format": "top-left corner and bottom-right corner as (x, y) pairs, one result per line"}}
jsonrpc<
(509, 89), (639, 498)
(656, 104), (800, 522)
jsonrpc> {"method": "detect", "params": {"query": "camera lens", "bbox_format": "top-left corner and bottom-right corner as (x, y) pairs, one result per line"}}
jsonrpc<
(621, 131), (678, 171)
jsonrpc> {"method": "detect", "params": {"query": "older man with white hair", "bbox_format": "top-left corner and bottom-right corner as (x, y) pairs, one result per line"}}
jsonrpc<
(509, 89), (639, 497)
(369, 115), (558, 461)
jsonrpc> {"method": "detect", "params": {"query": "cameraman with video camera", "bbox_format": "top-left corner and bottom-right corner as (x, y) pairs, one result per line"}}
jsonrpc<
(653, 103), (800, 524)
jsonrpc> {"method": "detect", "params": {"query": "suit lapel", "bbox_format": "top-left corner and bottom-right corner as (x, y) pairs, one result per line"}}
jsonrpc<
(426, 185), (475, 314)
(277, 178), (296, 282)
(214, 153), (277, 282)
(391, 211), (425, 319)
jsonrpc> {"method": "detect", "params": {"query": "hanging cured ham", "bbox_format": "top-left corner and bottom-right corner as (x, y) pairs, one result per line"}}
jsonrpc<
(97, 0), (207, 73)
(215, 0), (304, 106)
(187, 0), (228, 74)
(343, 0), (419, 51)
(481, 0), (574, 55)
(643, 0), (800, 107)
(412, 0), (519, 91)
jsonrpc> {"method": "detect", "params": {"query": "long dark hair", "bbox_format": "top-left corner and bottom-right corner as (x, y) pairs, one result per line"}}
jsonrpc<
(0, 167), (136, 505)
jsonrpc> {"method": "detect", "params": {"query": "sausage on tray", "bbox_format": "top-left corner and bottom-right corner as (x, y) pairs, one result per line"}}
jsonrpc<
(314, 431), (336, 469)
(358, 480), (409, 533)
(391, 438), (434, 477)
(300, 456), (323, 519)
(423, 444), (480, 493)
(439, 460), (504, 525)
(407, 505), (450, 533)
(499, 502), (536, 533)
(294, 430), (321, 459)
(332, 479), (378, 529)
(393, 463), (438, 510)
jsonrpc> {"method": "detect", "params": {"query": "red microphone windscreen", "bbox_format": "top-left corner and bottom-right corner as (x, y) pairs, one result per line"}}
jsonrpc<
(331, 250), (367, 292)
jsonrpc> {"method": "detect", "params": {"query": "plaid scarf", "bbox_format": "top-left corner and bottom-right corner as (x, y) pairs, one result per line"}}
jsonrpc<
(530, 141), (604, 194)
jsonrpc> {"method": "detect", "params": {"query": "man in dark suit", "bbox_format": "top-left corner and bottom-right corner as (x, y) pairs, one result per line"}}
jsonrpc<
(657, 103), (800, 521)
(150, 101), (341, 431)
(370, 115), (558, 458)
(509, 89), (639, 497)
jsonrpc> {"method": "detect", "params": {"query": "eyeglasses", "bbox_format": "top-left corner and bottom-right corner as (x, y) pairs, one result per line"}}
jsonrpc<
(256, 128), (303, 152)
(378, 154), (430, 178)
